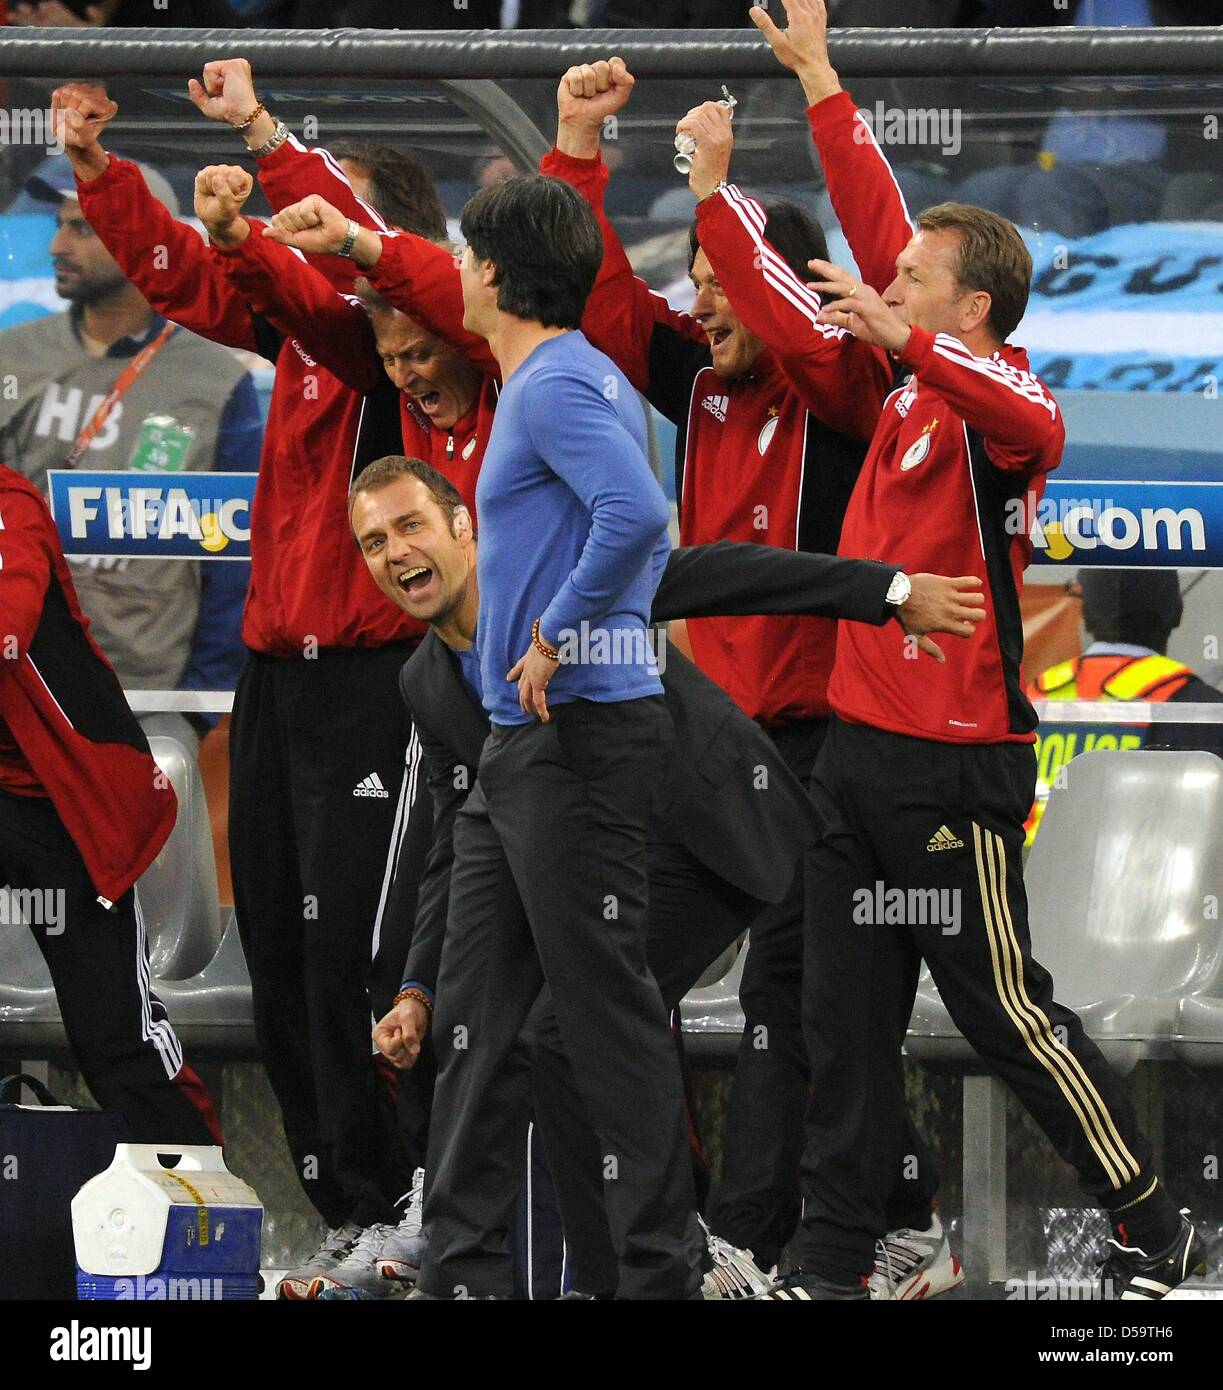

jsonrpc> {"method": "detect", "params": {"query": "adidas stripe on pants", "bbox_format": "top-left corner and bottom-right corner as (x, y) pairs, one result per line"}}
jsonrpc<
(797, 717), (1160, 1282)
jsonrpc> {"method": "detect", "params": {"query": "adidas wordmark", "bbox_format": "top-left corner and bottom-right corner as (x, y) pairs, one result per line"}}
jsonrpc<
(353, 773), (390, 799)
(926, 824), (964, 852)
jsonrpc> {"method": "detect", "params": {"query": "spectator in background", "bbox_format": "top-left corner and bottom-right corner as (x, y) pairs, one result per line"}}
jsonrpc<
(9, 0), (243, 24)
(1025, 569), (1223, 838)
(0, 160), (260, 756)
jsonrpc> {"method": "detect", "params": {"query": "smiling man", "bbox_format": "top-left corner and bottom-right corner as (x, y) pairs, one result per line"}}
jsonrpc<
(347, 452), (984, 1299)
(751, 0), (1204, 1303)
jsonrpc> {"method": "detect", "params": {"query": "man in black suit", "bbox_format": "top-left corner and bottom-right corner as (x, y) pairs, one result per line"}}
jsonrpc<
(353, 453), (984, 1298)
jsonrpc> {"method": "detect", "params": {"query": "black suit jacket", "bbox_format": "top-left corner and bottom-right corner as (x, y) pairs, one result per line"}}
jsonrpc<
(397, 541), (896, 993)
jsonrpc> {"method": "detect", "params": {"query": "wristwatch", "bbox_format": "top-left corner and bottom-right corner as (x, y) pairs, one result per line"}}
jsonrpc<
(885, 571), (912, 607)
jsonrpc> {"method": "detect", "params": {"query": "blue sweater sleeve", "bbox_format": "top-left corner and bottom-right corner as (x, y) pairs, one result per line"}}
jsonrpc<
(180, 373), (261, 709)
(526, 368), (670, 644)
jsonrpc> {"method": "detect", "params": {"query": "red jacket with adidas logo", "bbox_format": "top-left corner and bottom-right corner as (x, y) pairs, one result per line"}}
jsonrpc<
(808, 90), (1065, 744)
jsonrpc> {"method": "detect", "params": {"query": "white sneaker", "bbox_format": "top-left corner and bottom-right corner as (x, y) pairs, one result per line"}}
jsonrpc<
(868, 1212), (964, 1301)
(380, 1167), (428, 1284)
(309, 1222), (399, 1299)
(701, 1220), (778, 1299)
(275, 1222), (362, 1300)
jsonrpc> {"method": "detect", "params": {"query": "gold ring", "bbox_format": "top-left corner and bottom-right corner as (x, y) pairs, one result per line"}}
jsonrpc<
(846, 282), (857, 297)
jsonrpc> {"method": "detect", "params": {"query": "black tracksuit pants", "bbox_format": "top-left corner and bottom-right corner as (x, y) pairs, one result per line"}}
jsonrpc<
(709, 719), (939, 1267)
(229, 646), (429, 1228)
(800, 718), (1161, 1281)
(0, 791), (219, 1145)
(419, 696), (705, 1300)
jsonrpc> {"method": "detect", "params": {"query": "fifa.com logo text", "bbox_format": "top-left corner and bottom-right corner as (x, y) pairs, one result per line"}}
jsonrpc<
(0, 109), (64, 155)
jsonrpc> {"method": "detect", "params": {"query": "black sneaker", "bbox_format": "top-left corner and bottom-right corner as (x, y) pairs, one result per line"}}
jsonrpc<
(1101, 1214), (1207, 1300)
(755, 1271), (869, 1301)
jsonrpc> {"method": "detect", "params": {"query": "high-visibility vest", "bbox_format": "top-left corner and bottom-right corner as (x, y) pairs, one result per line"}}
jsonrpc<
(1027, 653), (1192, 704)
(1022, 653), (1193, 844)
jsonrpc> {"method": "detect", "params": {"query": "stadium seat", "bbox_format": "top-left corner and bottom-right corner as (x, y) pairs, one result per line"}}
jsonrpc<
(153, 908), (258, 1059)
(908, 749), (1223, 1074)
(0, 736), (237, 1056)
(680, 938), (748, 1060)
(905, 749), (1223, 1290)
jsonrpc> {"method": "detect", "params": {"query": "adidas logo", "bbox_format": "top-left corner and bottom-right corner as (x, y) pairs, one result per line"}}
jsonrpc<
(702, 393), (730, 423)
(353, 773), (390, 799)
(926, 824), (964, 852)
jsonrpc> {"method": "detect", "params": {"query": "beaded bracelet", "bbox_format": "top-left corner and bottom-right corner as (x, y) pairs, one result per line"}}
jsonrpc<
(232, 100), (266, 131)
(531, 617), (559, 662)
(394, 986), (433, 1015)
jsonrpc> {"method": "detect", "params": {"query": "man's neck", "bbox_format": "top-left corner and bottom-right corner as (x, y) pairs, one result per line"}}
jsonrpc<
(79, 288), (155, 352)
(431, 571), (480, 652)
(488, 313), (570, 382)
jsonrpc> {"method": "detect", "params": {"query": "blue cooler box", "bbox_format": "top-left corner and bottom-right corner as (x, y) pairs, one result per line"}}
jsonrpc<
(72, 1144), (262, 1300)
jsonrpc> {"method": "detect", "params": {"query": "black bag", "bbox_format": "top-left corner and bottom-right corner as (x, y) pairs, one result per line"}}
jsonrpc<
(0, 1074), (127, 1300)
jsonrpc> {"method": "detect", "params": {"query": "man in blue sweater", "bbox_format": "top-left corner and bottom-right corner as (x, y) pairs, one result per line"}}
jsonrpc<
(412, 174), (703, 1300)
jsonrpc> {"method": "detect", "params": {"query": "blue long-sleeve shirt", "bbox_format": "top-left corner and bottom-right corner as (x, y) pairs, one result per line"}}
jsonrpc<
(474, 332), (670, 727)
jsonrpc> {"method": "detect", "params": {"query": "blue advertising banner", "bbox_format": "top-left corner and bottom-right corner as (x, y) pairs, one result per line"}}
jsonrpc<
(47, 470), (256, 561)
(1028, 478), (1223, 569)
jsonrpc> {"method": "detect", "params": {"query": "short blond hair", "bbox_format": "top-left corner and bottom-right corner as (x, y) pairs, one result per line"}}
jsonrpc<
(917, 202), (1032, 342)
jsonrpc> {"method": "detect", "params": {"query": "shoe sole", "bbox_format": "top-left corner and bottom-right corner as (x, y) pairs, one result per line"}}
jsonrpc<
(276, 1279), (312, 1300)
(380, 1260), (422, 1284)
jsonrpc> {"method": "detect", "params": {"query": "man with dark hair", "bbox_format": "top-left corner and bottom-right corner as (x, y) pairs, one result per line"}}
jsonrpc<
(753, 0), (1203, 1301)
(326, 140), (450, 245)
(407, 172), (698, 1300)
(542, 56), (920, 1298)
(345, 454), (982, 1299)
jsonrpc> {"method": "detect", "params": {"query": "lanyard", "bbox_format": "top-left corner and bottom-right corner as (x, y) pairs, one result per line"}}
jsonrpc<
(65, 321), (179, 469)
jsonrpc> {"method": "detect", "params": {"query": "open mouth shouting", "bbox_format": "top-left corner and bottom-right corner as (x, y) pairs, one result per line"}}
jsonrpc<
(397, 564), (434, 596)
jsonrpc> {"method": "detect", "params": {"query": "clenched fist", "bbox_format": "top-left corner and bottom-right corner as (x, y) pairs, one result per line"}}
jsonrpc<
(194, 165), (254, 249)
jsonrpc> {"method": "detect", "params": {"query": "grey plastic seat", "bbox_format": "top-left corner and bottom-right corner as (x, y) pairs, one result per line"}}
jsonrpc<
(907, 750), (1223, 1075)
(681, 938), (748, 1059)
(0, 735), (228, 1050)
(154, 908), (257, 1058)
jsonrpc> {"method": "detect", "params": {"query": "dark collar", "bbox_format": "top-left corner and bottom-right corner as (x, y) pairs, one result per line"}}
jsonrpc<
(70, 303), (168, 359)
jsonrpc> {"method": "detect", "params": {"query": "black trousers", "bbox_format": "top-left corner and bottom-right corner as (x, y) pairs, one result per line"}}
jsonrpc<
(530, 829), (761, 1297)
(229, 646), (427, 1227)
(419, 697), (705, 1300)
(799, 718), (1157, 1280)
(0, 791), (219, 1145)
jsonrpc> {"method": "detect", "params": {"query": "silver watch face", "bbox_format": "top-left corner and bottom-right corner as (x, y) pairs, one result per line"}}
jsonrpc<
(887, 572), (911, 605)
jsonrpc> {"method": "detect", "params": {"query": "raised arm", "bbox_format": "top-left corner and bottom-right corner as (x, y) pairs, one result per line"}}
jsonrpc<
(678, 103), (891, 442)
(0, 482), (54, 659)
(54, 85), (268, 356)
(260, 196), (500, 379)
(753, 0), (913, 293)
(195, 168), (383, 395)
(187, 57), (387, 292)
(544, 59), (708, 423)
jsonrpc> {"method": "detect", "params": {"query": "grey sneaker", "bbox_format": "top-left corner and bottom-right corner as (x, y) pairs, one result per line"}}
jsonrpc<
(275, 1222), (362, 1300)
(379, 1167), (427, 1284)
(868, 1212), (964, 1301)
(701, 1220), (777, 1299)
(309, 1222), (399, 1299)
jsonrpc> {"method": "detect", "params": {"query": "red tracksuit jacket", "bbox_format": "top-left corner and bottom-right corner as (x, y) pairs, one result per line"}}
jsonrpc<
(542, 147), (892, 727)
(0, 469), (176, 904)
(75, 140), (415, 655)
(211, 226), (497, 516)
(808, 90), (1065, 744)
